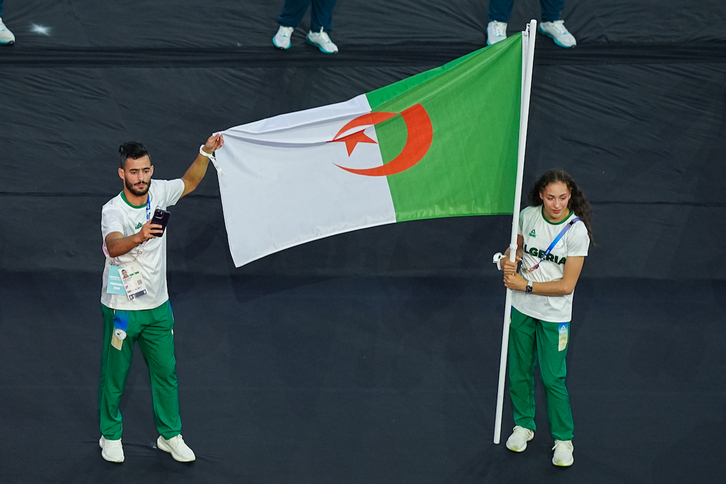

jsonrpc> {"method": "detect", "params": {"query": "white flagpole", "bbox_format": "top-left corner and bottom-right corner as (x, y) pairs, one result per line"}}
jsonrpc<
(493, 19), (537, 445)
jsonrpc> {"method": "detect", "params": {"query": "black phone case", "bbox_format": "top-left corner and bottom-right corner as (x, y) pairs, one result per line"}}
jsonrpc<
(151, 209), (170, 231)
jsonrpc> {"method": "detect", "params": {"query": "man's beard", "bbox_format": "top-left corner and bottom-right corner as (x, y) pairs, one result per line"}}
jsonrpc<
(125, 178), (150, 197)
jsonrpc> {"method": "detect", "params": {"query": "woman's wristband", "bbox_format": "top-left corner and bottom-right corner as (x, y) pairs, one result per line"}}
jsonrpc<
(493, 252), (506, 271)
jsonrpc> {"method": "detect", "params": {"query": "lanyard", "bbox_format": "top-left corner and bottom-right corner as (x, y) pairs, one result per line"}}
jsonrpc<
(142, 194), (152, 246)
(522, 217), (581, 274)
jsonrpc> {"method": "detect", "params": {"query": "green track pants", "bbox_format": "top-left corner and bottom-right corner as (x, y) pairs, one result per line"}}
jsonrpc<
(508, 307), (574, 441)
(99, 302), (181, 440)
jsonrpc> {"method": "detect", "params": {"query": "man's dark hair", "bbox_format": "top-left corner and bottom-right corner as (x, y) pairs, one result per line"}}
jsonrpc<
(119, 142), (151, 169)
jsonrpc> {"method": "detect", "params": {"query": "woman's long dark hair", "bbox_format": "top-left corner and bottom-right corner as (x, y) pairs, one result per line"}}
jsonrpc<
(529, 169), (593, 243)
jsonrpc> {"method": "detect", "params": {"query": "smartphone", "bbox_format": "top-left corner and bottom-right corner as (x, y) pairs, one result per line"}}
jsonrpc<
(151, 208), (171, 233)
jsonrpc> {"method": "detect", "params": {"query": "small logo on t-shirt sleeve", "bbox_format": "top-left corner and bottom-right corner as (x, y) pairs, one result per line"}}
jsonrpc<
(529, 229), (536, 237)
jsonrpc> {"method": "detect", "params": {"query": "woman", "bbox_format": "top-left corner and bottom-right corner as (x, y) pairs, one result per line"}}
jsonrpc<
(498, 169), (592, 467)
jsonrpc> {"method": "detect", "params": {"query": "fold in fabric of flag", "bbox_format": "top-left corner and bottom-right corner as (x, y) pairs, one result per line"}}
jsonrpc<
(216, 34), (523, 267)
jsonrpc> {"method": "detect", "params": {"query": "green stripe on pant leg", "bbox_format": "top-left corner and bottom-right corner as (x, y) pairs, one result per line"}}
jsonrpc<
(536, 321), (574, 441)
(137, 302), (181, 439)
(508, 307), (537, 432)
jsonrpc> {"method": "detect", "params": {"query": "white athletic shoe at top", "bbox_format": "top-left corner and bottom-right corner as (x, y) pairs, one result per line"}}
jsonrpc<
(0, 17), (15, 45)
(273, 25), (294, 50)
(306, 28), (338, 54)
(539, 20), (577, 48)
(506, 425), (534, 452)
(157, 434), (196, 462)
(487, 21), (507, 45)
(552, 439), (575, 466)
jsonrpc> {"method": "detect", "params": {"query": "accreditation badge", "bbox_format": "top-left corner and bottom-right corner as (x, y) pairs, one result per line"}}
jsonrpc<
(118, 264), (148, 301)
(106, 265), (127, 295)
(558, 323), (569, 352)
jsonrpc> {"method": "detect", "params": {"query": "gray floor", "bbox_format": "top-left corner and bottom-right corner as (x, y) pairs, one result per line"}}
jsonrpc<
(1, 273), (724, 483)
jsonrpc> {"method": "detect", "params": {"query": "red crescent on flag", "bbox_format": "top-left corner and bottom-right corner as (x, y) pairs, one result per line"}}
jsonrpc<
(330, 104), (433, 177)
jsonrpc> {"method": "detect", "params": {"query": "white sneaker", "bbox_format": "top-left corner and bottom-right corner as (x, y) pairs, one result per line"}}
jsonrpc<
(539, 20), (577, 48)
(552, 439), (574, 466)
(99, 436), (124, 463)
(306, 28), (338, 54)
(506, 426), (534, 452)
(273, 25), (294, 50)
(486, 21), (507, 46)
(0, 18), (15, 45)
(157, 434), (196, 462)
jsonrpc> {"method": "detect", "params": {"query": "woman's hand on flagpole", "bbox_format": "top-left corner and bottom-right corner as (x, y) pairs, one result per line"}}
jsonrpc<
(504, 272), (527, 292)
(500, 255), (520, 275)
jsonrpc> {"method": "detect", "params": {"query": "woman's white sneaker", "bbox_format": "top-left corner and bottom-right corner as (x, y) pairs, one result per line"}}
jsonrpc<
(506, 426), (534, 452)
(552, 439), (574, 466)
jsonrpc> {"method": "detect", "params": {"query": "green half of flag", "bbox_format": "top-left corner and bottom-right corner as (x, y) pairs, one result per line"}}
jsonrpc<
(366, 34), (523, 222)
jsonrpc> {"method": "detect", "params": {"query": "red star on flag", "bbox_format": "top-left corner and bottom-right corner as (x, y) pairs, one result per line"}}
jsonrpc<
(329, 129), (377, 156)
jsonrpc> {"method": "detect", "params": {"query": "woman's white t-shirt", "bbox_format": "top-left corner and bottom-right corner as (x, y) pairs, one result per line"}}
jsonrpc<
(511, 205), (590, 322)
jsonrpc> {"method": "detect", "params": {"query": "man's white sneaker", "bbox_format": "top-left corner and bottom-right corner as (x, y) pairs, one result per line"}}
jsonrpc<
(0, 18), (15, 45)
(99, 436), (124, 463)
(486, 21), (507, 46)
(273, 25), (294, 50)
(552, 440), (574, 466)
(157, 434), (196, 462)
(506, 426), (534, 452)
(539, 20), (577, 48)
(306, 28), (338, 54)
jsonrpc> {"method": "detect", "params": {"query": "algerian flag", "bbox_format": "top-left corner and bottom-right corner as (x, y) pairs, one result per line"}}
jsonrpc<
(216, 33), (525, 267)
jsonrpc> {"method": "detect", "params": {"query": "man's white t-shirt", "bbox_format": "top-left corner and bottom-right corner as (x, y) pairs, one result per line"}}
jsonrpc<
(100, 179), (185, 311)
(511, 205), (590, 323)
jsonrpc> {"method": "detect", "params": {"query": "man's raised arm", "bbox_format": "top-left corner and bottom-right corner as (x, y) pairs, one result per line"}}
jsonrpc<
(181, 133), (224, 198)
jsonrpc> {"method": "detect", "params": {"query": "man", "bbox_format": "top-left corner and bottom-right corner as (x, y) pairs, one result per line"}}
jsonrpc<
(98, 133), (224, 463)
